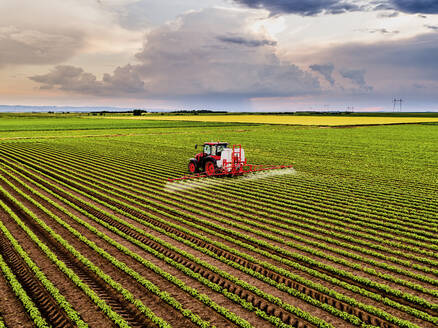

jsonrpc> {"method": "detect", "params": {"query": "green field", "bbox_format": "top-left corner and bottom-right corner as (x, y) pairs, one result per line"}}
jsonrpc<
(0, 113), (436, 328)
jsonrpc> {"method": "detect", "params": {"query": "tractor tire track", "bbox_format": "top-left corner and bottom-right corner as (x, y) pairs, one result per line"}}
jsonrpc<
(0, 258), (33, 328)
(0, 182), (157, 328)
(1, 168), (244, 328)
(43, 157), (437, 319)
(3, 159), (323, 328)
(4, 157), (406, 328)
(0, 228), (74, 328)
(1, 145), (436, 328)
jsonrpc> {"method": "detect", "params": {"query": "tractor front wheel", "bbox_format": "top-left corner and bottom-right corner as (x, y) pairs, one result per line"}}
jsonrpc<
(205, 160), (216, 176)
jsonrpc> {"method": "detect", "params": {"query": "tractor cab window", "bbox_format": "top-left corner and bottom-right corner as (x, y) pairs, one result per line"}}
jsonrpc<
(216, 145), (225, 156)
(203, 144), (211, 155)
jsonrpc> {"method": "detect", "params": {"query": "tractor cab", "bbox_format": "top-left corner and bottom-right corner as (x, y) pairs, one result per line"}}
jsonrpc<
(202, 142), (228, 157)
(189, 142), (230, 175)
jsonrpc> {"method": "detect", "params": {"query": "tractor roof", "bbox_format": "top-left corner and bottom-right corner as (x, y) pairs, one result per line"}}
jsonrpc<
(204, 142), (228, 145)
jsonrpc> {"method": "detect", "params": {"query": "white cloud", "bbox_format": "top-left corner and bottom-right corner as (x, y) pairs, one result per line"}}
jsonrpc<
(0, 26), (82, 67)
(0, 0), (143, 68)
(29, 7), (320, 105)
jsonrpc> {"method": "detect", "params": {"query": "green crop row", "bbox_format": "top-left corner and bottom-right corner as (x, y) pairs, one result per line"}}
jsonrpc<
(13, 141), (438, 248)
(0, 250), (49, 328)
(0, 182), (172, 328)
(16, 142), (438, 228)
(7, 143), (433, 264)
(1, 159), (334, 328)
(8, 160), (434, 326)
(36, 157), (437, 301)
(7, 148), (438, 296)
(87, 162), (438, 280)
(0, 200), (88, 328)
(0, 168), (258, 328)
(1, 142), (436, 326)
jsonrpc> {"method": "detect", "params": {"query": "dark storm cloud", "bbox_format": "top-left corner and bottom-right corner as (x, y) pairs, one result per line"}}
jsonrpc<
(326, 33), (438, 79)
(301, 32), (438, 104)
(232, 0), (361, 16)
(29, 65), (145, 96)
(217, 35), (277, 47)
(388, 0), (438, 14)
(233, 0), (438, 15)
(309, 64), (335, 85)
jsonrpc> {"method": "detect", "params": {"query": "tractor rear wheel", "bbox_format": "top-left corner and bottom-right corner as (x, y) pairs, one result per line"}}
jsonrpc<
(204, 160), (217, 176)
(188, 160), (198, 173)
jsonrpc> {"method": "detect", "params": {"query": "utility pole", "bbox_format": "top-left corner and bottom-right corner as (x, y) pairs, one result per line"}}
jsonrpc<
(393, 98), (402, 112)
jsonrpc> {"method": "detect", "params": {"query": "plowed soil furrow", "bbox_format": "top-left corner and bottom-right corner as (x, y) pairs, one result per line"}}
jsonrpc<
(0, 181), (159, 328)
(4, 143), (438, 258)
(4, 144), (438, 270)
(3, 153), (436, 328)
(48, 163), (437, 315)
(1, 157), (328, 328)
(0, 192), (114, 328)
(17, 141), (438, 213)
(1, 144), (436, 328)
(0, 227), (74, 328)
(1, 169), (250, 328)
(6, 161), (423, 328)
(0, 242), (34, 328)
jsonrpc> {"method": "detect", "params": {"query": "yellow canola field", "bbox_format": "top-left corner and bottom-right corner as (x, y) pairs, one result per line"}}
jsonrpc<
(120, 115), (438, 126)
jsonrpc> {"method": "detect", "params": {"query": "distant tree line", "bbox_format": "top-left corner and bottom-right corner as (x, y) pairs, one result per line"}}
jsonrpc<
(133, 109), (148, 116)
(169, 110), (228, 114)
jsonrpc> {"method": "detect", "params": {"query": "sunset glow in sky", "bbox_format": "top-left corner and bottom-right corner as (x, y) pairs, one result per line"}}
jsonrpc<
(1, 0), (438, 111)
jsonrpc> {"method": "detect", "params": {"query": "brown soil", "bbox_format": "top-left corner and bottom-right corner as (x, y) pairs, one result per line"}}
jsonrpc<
(0, 257), (33, 328)
(41, 173), (433, 327)
(1, 143), (437, 328)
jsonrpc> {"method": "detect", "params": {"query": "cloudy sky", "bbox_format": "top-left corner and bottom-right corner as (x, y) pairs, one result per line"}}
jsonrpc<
(1, 0), (438, 111)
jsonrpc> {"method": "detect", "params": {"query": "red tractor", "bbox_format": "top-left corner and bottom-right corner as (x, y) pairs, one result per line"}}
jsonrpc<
(188, 142), (245, 176)
(168, 142), (293, 182)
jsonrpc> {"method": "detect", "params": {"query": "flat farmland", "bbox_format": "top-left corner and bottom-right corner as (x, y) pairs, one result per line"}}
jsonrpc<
(114, 114), (438, 126)
(0, 114), (437, 328)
